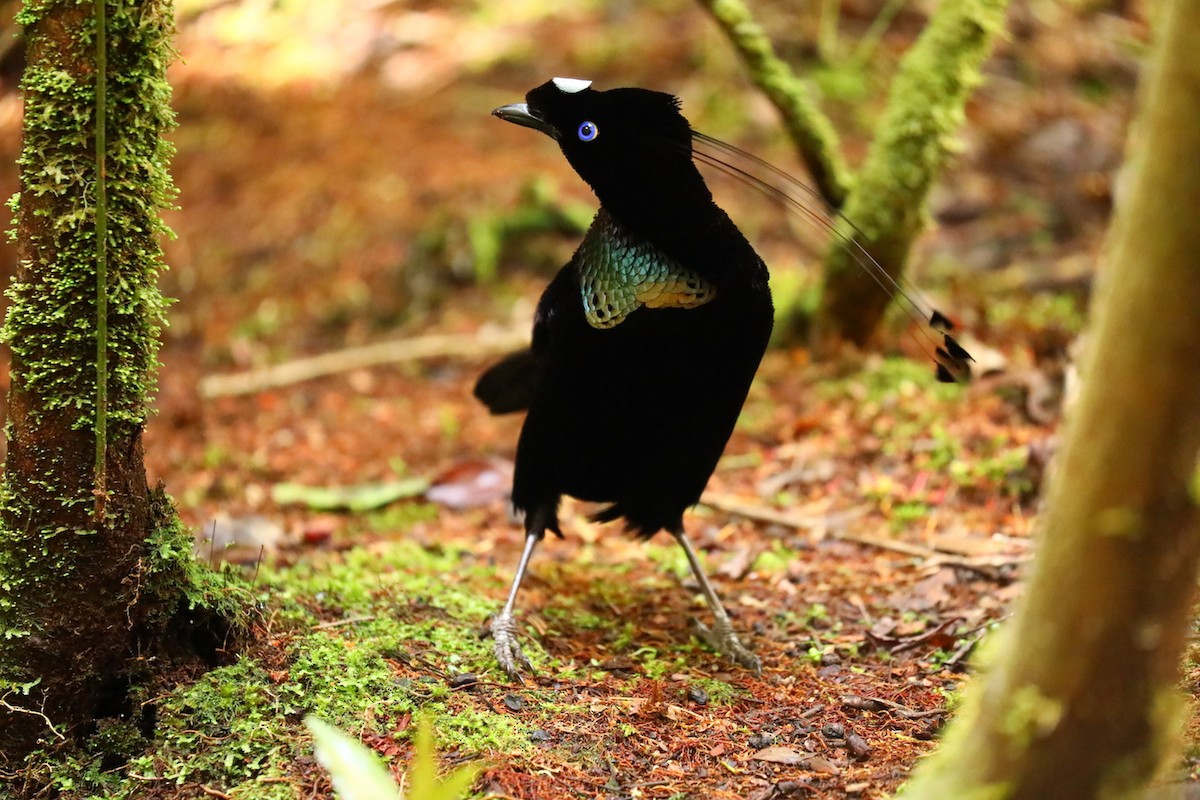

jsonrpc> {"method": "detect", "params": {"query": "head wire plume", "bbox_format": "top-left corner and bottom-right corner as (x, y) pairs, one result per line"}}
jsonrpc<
(662, 129), (974, 383)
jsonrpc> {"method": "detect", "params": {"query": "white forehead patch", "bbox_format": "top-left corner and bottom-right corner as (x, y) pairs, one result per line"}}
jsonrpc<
(552, 77), (592, 94)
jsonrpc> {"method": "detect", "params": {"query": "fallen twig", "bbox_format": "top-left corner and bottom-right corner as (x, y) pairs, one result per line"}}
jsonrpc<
(865, 616), (965, 655)
(699, 492), (868, 534)
(841, 694), (947, 720)
(311, 615), (376, 630)
(0, 692), (65, 742)
(942, 618), (1007, 671)
(699, 492), (1027, 570)
(796, 703), (826, 720)
(200, 329), (529, 398)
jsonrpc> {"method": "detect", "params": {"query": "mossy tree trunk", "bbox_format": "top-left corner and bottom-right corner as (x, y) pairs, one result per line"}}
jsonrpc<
(695, 0), (851, 209)
(699, 0), (1009, 348)
(0, 0), (203, 759)
(813, 0), (1008, 347)
(899, 2), (1200, 796)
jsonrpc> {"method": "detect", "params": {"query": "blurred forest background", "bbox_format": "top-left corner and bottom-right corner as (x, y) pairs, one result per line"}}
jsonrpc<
(1, 0), (1179, 797)
(0, 0), (1139, 529)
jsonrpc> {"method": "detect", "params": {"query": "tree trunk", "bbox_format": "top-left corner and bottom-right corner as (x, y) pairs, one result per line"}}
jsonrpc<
(813, 0), (1008, 348)
(696, 0), (850, 208)
(899, 1), (1200, 797)
(0, 0), (213, 760)
(697, 0), (1009, 347)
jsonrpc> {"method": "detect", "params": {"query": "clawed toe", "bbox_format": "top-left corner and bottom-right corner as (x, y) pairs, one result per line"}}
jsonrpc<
(690, 617), (762, 675)
(490, 614), (535, 680)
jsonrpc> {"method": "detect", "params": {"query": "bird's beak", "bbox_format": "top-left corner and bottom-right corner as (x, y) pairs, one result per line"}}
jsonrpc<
(493, 103), (557, 138)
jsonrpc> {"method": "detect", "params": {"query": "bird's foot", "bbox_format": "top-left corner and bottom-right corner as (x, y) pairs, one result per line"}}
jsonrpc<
(490, 613), (535, 681)
(691, 617), (762, 675)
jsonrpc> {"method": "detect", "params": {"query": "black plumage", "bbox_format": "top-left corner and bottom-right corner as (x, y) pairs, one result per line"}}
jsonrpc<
(476, 78), (773, 677)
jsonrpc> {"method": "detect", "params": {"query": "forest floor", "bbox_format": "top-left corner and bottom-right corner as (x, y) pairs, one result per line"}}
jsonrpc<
(4, 1), (1198, 798)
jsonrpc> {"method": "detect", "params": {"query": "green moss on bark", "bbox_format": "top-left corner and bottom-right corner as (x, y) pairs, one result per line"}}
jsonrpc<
(898, 1), (1200, 795)
(696, 0), (850, 208)
(5, 0), (175, 431)
(815, 0), (1009, 346)
(0, 0), (238, 761)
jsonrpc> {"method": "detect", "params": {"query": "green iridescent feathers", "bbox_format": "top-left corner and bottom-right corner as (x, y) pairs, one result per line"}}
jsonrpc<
(577, 210), (715, 329)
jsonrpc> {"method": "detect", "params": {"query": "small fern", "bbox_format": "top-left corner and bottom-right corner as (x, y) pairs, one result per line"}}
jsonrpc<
(307, 716), (479, 800)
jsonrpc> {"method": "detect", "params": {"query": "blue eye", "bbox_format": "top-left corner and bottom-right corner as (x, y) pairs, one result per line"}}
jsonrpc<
(577, 121), (598, 142)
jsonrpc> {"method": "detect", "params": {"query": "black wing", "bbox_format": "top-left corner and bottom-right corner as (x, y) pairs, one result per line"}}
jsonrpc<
(473, 263), (576, 414)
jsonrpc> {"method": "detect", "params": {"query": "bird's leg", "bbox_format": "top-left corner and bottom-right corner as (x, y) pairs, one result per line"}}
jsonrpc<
(490, 530), (542, 680)
(671, 527), (762, 675)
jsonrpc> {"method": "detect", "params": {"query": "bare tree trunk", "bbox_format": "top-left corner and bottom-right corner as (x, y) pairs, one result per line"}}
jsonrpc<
(0, 0), (223, 760)
(900, 1), (1200, 796)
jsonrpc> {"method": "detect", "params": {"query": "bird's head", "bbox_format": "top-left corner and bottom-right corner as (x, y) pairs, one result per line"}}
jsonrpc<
(493, 78), (708, 213)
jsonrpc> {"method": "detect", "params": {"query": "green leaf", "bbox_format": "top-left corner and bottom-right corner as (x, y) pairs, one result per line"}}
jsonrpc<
(306, 717), (399, 800)
(306, 717), (479, 800)
(406, 718), (480, 800)
(272, 478), (430, 512)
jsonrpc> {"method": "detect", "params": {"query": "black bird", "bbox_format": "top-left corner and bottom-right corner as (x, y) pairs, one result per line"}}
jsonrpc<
(476, 78), (972, 680)
(476, 78), (774, 678)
